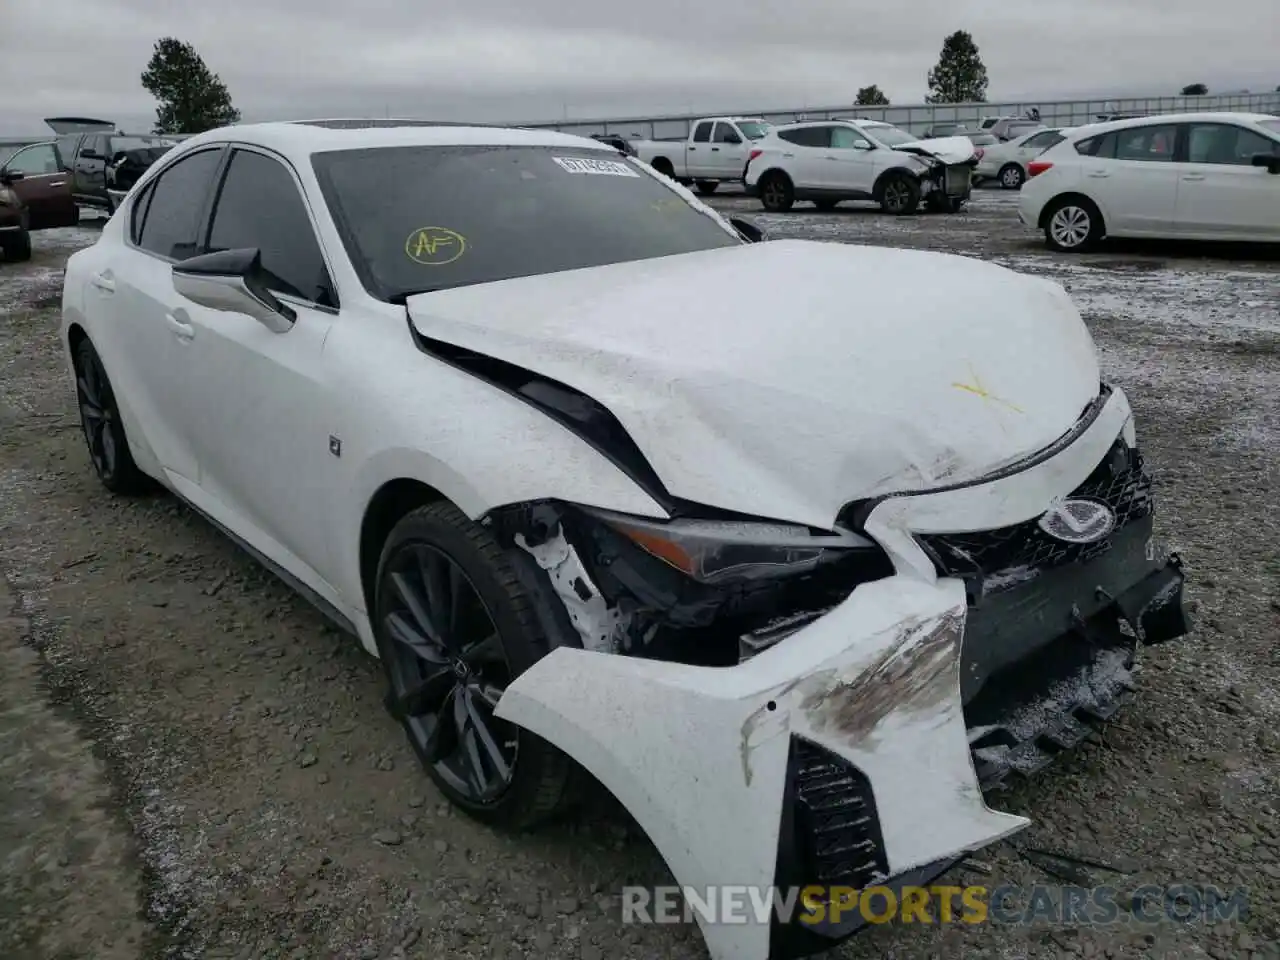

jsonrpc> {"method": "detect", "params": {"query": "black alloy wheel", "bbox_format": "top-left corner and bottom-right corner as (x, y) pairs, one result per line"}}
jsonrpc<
(74, 338), (149, 494)
(374, 502), (574, 827)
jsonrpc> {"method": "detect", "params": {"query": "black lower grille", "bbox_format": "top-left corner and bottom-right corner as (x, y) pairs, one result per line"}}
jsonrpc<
(917, 441), (1151, 587)
(787, 739), (887, 887)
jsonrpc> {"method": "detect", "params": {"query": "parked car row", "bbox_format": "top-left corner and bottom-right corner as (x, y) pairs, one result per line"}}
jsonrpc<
(0, 122), (179, 262)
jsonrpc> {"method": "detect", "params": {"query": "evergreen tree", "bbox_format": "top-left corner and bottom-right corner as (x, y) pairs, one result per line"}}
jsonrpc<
(855, 85), (890, 106)
(926, 31), (989, 104)
(141, 38), (240, 135)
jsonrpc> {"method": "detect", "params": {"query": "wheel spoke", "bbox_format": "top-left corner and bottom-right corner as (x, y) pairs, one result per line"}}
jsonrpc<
(389, 665), (455, 719)
(384, 610), (446, 662)
(422, 688), (460, 762)
(80, 401), (103, 424)
(416, 549), (457, 650)
(453, 689), (489, 794)
(461, 631), (503, 667)
(390, 571), (443, 646)
(461, 687), (511, 784)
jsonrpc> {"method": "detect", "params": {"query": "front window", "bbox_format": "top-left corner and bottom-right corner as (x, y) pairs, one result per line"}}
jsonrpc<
(862, 124), (919, 147)
(736, 121), (771, 140)
(312, 145), (741, 303)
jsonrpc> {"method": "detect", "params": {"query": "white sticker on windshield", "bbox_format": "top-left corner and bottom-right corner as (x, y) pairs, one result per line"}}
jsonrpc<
(552, 156), (640, 177)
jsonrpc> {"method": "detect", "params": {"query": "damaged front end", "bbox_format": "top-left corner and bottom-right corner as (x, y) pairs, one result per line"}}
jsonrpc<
(483, 386), (1190, 960)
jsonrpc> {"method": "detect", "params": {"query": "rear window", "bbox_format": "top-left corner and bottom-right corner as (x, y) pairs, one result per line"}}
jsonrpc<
(1259, 119), (1280, 137)
(312, 145), (741, 303)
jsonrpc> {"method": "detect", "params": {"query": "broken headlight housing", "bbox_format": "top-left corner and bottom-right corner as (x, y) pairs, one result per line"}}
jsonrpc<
(579, 506), (878, 584)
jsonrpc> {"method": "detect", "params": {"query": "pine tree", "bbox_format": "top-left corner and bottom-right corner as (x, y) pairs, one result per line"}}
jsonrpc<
(855, 85), (890, 106)
(141, 38), (241, 135)
(1180, 83), (1209, 95)
(926, 31), (989, 104)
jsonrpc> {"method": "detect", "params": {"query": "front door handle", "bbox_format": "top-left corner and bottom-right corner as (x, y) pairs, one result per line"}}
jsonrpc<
(782, 153), (795, 158)
(710, 147), (720, 152)
(1182, 174), (1206, 181)
(165, 311), (195, 341)
(49, 180), (67, 187)
(1086, 171), (1110, 178)
(90, 272), (115, 293)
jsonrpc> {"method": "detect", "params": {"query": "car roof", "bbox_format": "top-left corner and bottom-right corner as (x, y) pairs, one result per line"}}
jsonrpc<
(169, 119), (616, 159)
(1065, 112), (1277, 138)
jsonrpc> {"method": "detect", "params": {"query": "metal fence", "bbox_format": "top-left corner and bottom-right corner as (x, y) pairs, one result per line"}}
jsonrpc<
(3, 92), (1277, 156)
(520, 92), (1280, 139)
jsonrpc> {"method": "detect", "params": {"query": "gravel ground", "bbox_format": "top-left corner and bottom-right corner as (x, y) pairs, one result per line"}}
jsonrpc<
(1, 196), (1277, 960)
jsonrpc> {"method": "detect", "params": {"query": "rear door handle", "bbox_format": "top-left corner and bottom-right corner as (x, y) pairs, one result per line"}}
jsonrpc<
(49, 180), (67, 187)
(710, 147), (720, 152)
(165, 311), (195, 341)
(1086, 171), (1110, 178)
(823, 155), (838, 160)
(782, 153), (795, 158)
(1182, 174), (1206, 181)
(90, 272), (115, 293)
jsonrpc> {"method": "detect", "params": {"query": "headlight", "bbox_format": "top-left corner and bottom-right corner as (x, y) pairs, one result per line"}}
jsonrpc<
(579, 506), (877, 584)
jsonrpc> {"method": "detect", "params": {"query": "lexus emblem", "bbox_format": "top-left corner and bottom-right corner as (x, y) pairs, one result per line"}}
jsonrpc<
(1037, 499), (1116, 544)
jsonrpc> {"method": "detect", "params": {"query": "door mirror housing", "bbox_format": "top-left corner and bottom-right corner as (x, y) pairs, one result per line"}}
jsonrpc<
(853, 140), (873, 151)
(723, 132), (743, 145)
(171, 248), (296, 333)
(0, 171), (24, 185)
(80, 148), (102, 160)
(1250, 153), (1280, 174)
(730, 217), (767, 243)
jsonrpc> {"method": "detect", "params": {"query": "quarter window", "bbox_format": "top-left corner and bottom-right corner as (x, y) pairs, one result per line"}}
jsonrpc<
(1186, 124), (1280, 164)
(206, 149), (335, 307)
(136, 147), (223, 260)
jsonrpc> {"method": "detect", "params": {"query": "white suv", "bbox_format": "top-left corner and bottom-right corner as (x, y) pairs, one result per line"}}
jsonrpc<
(744, 119), (977, 215)
(1019, 112), (1280, 251)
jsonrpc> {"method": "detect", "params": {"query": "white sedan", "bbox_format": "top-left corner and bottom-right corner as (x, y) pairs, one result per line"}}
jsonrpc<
(62, 119), (1190, 960)
(1019, 111), (1280, 250)
(974, 127), (1071, 189)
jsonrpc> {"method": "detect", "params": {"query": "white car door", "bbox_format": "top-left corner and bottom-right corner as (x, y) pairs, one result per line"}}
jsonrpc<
(774, 127), (829, 187)
(104, 145), (227, 485)
(685, 121), (714, 179)
(1175, 122), (1280, 241)
(173, 146), (343, 587)
(825, 125), (879, 194)
(1080, 123), (1181, 234)
(708, 122), (749, 179)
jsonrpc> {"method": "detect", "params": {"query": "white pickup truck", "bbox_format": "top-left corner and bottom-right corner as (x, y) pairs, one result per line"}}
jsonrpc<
(631, 117), (772, 194)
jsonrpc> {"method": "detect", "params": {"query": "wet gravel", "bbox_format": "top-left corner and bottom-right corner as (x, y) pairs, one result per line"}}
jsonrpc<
(1, 197), (1277, 960)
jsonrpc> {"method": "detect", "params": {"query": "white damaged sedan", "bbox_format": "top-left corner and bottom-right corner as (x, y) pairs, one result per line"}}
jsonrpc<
(61, 120), (1190, 960)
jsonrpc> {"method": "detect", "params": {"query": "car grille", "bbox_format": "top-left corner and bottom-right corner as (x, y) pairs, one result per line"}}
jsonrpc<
(789, 739), (888, 887)
(917, 441), (1152, 587)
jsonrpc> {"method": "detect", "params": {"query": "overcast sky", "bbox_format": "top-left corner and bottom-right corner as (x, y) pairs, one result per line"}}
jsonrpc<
(1, 0), (1276, 135)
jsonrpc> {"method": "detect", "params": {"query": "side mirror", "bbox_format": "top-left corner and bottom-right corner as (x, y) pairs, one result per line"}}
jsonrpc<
(0, 171), (24, 185)
(730, 217), (767, 243)
(853, 141), (872, 151)
(80, 149), (102, 160)
(1250, 153), (1280, 174)
(171, 248), (296, 333)
(724, 133), (743, 145)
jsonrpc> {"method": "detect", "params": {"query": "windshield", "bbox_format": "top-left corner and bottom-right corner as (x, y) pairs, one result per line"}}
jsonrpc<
(312, 144), (741, 302)
(864, 124), (921, 147)
(736, 121), (771, 140)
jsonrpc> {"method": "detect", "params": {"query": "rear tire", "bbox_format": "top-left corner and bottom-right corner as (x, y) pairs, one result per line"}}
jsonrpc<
(694, 180), (719, 195)
(373, 502), (576, 830)
(73, 338), (150, 494)
(878, 174), (920, 215)
(758, 172), (794, 212)
(1043, 196), (1104, 252)
(650, 159), (675, 180)
(2, 230), (32, 262)
(998, 163), (1025, 190)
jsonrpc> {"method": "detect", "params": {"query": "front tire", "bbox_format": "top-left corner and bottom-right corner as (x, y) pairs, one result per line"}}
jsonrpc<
(1043, 197), (1104, 252)
(694, 180), (719, 195)
(998, 163), (1025, 190)
(373, 502), (575, 830)
(2, 230), (32, 263)
(73, 338), (150, 494)
(878, 174), (920, 215)
(758, 171), (794, 212)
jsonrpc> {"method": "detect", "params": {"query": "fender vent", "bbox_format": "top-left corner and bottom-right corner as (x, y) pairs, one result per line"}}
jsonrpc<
(776, 737), (888, 889)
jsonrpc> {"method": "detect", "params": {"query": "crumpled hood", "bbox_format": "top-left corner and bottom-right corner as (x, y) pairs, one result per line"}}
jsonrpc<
(894, 135), (976, 164)
(407, 239), (1100, 528)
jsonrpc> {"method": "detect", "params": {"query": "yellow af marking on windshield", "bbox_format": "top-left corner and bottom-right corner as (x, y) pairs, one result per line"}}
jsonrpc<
(952, 364), (1023, 413)
(405, 226), (467, 265)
